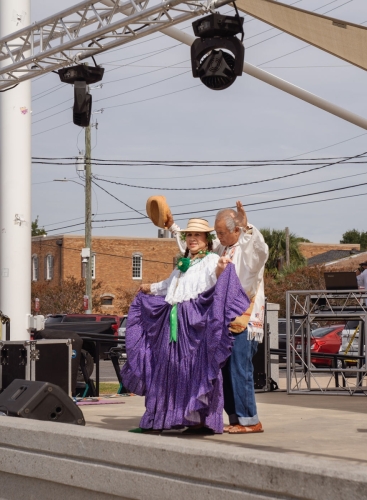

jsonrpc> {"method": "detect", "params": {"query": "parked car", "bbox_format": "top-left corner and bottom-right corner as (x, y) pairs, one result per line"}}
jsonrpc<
(44, 314), (66, 324)
(45, 313), (124, 361)
(299, 325), (344, 367)
(278, 319), (320, 362)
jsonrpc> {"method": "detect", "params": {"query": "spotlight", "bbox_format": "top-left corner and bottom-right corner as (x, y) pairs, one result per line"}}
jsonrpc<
(191, 13), (244, 91)
(58, 64), (104, 127)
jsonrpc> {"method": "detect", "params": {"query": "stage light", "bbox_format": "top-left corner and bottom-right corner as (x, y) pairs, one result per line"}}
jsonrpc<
(191, 13), (244, 91)
(58, 64), (104, 127)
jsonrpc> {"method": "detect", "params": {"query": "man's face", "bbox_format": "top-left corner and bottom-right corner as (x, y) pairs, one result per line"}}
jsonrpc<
(214, 219), (240, 247)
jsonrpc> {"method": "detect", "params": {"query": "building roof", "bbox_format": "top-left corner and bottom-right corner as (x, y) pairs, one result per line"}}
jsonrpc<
(307, 249), (361, 266)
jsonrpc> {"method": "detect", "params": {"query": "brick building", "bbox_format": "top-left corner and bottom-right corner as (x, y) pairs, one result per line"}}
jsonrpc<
(31, 234), (179, 314)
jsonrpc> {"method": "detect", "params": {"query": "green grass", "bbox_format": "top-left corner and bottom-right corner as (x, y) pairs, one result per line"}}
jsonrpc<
(99, 382), (120, 395)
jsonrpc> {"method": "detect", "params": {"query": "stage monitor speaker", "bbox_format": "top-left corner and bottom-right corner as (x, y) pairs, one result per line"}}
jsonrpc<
(0, 379), (85, 425)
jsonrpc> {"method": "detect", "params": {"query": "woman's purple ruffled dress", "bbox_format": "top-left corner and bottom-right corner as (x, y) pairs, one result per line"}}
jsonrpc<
(120, 264), (250, 433)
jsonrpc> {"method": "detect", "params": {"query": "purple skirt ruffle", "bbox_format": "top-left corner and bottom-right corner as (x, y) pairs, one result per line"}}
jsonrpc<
(120, 264), (250, 433)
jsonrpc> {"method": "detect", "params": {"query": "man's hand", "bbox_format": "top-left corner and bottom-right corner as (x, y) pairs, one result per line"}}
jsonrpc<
(216, 256), (231, 278)
(139, 284), (151, 294)
(165, 210), (174, 229)
(236, 200), (247, 228)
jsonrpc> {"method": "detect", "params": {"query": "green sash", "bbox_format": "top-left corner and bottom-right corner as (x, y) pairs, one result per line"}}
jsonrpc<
(170, 304), (178, 342)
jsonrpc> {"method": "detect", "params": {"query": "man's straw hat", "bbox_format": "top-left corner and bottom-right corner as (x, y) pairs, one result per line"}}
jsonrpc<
(177, 218), (214, 233)
(146, 195), (171, 228)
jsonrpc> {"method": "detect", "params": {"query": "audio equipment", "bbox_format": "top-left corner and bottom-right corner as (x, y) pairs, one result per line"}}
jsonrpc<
(0, 379), (85, 425)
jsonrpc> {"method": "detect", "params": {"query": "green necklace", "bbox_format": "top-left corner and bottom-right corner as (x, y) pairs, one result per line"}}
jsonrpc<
(176, 250), (209, 273)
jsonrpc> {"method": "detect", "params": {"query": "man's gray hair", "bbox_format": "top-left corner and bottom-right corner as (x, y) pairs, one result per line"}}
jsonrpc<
(215, 208), (242, 232)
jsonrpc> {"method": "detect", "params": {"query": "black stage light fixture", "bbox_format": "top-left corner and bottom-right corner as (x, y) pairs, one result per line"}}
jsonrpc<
(191, 13), (244, 91)
(58, 64), (104, 127)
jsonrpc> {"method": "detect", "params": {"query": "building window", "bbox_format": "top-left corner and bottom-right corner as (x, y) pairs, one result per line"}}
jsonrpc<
(44, 254), (54, 281)
(32, 255), (39, 282)
(81, 254), (96, 280)
(132, 253), (142, 280)
(101, 295), (114, 306)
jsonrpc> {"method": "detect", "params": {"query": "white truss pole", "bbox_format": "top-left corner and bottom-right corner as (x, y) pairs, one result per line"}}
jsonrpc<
(161, 26), (367, 131)
(0, 0), (31, 341)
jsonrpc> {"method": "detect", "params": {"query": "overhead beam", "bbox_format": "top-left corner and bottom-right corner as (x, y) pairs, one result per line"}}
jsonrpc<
(162, 26), (367, 130)
(235, 0), (367, 71)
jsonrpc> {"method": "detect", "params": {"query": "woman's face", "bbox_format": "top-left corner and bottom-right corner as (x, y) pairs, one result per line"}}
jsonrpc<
(185, 232), (207, 254)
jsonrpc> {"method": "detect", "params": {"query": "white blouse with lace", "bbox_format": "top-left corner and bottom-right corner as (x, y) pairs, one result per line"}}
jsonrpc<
(150, 253), (219, 305)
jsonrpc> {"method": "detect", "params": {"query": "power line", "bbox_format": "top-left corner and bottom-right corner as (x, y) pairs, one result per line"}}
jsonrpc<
(89, 191), (367, 230)
(39, 167), (367, 229)
(46, 170), (367, 232)
(36, 240), (174, 266)
(91, 179), (147, 218)
(91, 152), (367, 190)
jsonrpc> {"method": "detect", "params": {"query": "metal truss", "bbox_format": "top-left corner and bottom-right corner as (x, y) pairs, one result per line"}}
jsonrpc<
(0, 0), (223, 90)
(286, 290), (367, 396)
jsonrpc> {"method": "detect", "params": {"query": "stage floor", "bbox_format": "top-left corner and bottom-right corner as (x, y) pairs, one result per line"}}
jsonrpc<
(81, 390), (367, 464)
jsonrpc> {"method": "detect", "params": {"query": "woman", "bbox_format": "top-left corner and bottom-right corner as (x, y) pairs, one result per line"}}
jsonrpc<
(121, 219), (250, 434)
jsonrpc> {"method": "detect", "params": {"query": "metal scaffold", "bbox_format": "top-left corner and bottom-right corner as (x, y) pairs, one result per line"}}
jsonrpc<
(286, 290), (367, 396)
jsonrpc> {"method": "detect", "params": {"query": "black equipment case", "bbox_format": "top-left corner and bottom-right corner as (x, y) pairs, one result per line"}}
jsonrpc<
(0, 339), (72, 396)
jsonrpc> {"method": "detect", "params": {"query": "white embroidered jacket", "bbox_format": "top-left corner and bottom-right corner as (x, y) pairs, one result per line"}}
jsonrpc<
(150, 253), (219, 305)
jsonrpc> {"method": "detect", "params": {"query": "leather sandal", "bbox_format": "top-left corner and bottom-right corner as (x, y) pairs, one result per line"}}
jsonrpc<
(223, 425), (235, 432)
(228, 422), (264, 434)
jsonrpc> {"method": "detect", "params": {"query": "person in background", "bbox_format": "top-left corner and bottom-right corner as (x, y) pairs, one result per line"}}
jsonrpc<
(167, 201), (269, 435)
(356, 261), (367, 304)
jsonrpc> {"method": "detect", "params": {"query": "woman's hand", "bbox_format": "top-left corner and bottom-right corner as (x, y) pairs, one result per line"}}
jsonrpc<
(139, 284), (151, 294)
(165, 210), (174, 229)
(216, 256), (231, 278)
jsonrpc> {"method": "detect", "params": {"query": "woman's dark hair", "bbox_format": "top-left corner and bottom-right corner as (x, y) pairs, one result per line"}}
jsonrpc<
(184, 233), (213, 258)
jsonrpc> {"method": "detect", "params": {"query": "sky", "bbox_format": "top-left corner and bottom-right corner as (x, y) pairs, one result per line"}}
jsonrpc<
(30, 0), (367, 243)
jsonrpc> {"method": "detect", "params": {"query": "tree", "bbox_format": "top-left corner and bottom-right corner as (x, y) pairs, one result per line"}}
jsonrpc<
(32, 216), (47, 236)
(265, 265), (325, 317)
(260, 228), (306, 272)
(340, 229), (367, 250)
(115, 286), (139, 314)
(31, 276), (104, 315)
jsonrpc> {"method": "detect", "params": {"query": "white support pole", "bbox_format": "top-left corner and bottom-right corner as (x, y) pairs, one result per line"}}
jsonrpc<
(0, 0), (31, 341)
(161, 26), (367, 131)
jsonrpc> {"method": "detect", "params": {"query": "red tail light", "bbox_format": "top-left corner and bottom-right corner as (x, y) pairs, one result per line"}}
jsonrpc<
(111, 323), (118, 336)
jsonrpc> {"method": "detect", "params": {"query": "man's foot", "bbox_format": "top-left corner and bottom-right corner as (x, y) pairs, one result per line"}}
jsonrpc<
(182, 426), (214, 435)
(223, 424), (235, 432)
(228, 422), (263, 434)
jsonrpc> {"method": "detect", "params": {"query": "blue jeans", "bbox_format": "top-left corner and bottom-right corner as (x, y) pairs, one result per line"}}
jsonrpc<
(222, 329), (259, 426)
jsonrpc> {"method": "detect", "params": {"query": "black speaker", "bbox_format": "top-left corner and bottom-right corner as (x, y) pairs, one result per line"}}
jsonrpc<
(0, 379), (85, 425)
(73, 80), (92, 127)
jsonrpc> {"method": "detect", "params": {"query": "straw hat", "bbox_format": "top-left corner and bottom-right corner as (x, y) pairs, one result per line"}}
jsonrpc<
(146, 195), (171, 228)
(177, 218), (214, 233)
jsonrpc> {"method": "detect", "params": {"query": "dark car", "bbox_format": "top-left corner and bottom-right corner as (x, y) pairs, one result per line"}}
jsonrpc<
(45, 313), (124, 361)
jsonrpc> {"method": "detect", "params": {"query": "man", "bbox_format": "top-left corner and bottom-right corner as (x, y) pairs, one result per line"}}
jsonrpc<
(167, 201), (269, 434)
(356, 262), (367, 304)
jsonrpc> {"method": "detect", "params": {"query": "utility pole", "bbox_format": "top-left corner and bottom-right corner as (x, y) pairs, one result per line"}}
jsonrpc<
(285, 227), (290, 267)
(0, 0), (31, 341)
(85, 123), (92, 314)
